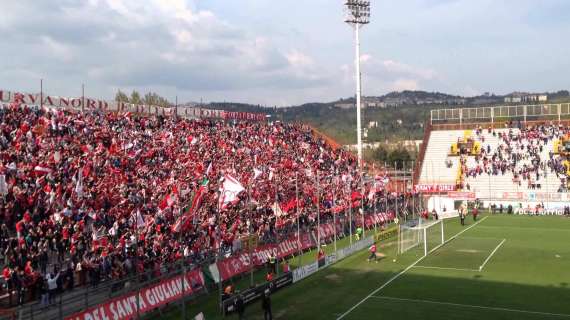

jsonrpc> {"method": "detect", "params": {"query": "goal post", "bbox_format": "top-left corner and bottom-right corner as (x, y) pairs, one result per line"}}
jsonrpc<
(398, 219), (444, 257)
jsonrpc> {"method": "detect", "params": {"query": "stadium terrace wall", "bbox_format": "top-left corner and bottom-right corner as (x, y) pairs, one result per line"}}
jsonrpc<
(0, 89), (266, 121)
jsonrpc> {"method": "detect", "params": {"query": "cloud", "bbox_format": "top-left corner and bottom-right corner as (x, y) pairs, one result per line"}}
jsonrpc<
(40, 36), (74, 62)
(342, 54), (441, 94)
(389, 79), (419, 91)
(381, 60), (437, 81)
(0, 0), (330, 105)
(0, 0), (568, 105)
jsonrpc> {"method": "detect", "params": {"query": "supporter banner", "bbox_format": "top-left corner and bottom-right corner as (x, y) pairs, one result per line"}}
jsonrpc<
(65, 269), (204, 320)
(215, 231), (317, 281)
(0, 89), (266, 121)
(500, 192), (570, 202)
(317, 224), (336, 240)
(447, 191), (476, 200)
(355, 212), (395, 228)
(414, 184), (456, 193)
(502, 192), (525, 200)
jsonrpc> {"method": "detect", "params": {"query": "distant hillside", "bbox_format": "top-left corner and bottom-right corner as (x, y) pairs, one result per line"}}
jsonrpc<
(276, 103), (430, 145)
(194, 90), (570, 146)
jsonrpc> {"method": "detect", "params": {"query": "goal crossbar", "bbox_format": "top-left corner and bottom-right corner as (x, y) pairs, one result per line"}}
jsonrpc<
(398, 219), (444, 256)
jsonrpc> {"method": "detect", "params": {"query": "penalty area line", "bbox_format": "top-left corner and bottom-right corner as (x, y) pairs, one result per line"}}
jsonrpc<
(370, 296), (570, 318)
(335, 216), (488, 320)
(412, 265), (480, 272)
(479, 238), (506, 271)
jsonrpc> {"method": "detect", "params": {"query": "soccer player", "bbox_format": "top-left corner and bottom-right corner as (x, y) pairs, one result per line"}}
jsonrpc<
(473, 206), (478, 221)
(367, 242), (378, 263)
(459, 205), (466, 226)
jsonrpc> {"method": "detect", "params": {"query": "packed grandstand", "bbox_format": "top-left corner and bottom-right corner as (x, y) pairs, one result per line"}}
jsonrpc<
(418, 118), (570, 214)
(0, 96), (410, 318)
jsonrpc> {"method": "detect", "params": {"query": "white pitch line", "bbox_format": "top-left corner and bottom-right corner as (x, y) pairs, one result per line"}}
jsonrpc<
(335, 216), (489, 320)
(458, 236), (506, 241)
(479, 238), (506, 271)
(413, 265), (480, 272)
(370, 296), (570, 318)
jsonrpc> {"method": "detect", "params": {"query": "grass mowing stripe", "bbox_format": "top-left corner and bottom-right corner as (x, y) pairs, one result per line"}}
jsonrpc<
(370, 296), (570, 318)
(412, 265), (480, 272)
(335, 216), (489, 320)
(479, 239), (506, 271)
(478, 225), (570, 232)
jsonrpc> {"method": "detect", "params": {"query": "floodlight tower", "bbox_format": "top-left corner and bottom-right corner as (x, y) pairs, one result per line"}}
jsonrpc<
(345, 0), (370, 171)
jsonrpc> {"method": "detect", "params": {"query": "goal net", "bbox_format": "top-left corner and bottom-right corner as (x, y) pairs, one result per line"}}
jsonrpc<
(398, 219), (444, 257)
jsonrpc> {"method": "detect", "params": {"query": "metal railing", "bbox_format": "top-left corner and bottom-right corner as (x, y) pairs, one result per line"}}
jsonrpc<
(431, 103), (570, 126)
(0, 257), (210, 320)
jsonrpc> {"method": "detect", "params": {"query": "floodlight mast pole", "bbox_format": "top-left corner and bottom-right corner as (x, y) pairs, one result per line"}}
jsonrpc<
(345, 0), (370, 172)
(355, 22), (363, 171)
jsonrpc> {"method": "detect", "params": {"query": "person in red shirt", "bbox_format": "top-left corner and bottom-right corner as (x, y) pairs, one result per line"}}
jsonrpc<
(368, 243), (378, 263)
(282, 260), (290, 273)
(317, 247), (325, 261)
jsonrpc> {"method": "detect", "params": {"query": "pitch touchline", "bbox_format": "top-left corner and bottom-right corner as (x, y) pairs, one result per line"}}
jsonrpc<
(335, 216), (489, 320)
(479, 239), (506, 271)
(370, 296), (570, 318)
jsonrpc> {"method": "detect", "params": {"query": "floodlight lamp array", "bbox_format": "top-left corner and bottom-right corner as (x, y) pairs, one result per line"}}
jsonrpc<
(344, 0), (370, 24)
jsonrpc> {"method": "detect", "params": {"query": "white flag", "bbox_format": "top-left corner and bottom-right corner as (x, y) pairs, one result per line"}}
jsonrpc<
(0, 175), (7, 196)
(218, 175), (245, 210)
(272, 202), (285, 217)
(75, 169), (83, 197)
(253, 168), (262, 180)
(131, 210), (145, 229)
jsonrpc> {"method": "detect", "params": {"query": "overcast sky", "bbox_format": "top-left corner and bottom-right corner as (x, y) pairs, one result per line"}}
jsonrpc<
(1, 0), (569, 106)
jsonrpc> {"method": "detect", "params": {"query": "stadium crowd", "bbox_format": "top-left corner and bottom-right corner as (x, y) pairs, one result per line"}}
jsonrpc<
(460, 123), (570, 192)
(0, 103), (408, 306)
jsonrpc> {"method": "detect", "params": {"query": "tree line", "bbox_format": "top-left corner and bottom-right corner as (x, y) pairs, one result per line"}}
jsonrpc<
(115, 90), (172, 107)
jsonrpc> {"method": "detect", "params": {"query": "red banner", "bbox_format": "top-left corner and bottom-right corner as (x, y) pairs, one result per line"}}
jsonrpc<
(502, 192), (524, 200)
(216, 229), (318, 281)
(414, 184), (456, 193)
(355, 212), (394, 228)
(66, 269), (204, 320)
(447, 191), (476, 200)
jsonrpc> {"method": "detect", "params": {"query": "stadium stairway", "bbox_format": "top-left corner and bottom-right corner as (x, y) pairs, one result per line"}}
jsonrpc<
(418, 130), (465, 185)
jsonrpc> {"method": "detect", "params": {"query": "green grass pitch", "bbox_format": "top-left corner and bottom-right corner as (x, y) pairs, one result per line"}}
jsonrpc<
(156, 214), (570, 319)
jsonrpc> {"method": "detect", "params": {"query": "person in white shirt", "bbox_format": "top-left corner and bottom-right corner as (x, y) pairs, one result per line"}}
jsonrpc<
(46, 272), (60, 304)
